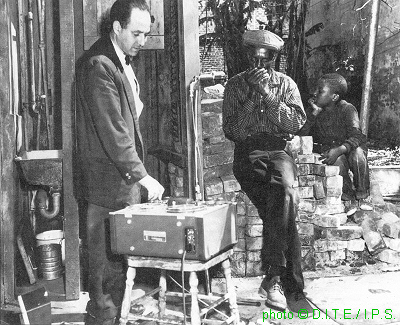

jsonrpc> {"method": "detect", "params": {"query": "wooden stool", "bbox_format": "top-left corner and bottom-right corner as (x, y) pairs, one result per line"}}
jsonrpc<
(119, 249), (240, 325)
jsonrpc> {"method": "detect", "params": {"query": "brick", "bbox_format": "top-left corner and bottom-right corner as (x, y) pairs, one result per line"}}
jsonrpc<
(297, 154), (315, 164)
(299, 233), (315, 246)
(286, 136), (301, 156)
(312, 164), (324, 176)
(382, 221), (400, 238)
(298, 175), (316, 187)
(315, 225), (363, 240)
(246, 250), (261, 262)
(300, 136), (313, 154)
(361, 217), (387, 254)
(220, 175), (241, 193)
(246, 237), (263, 251)
(203, 151), (234, 168)
(298, 211), (316, 223)
(298, 199), (317, 213)
(297, 186), (314, 198)
(236, 201), (246, 216)
(236, 216), (247, 227)
(233, 238), (246, 252)
(246, 204), (259, 217)
(321, 196), (342, 206)
(353, 210), (380, 224)
(203, 164), (233, 181)
(330, 249), (346, 261)
(377, 249), (400, 264)
(312, 164), (340, 177)
(313, 214), (346, 228)
(204, 179), (223, 196)
(208, 135), (227, 144)
(246, 216), (263, 225)
(230, 252), (246, 277)
(314, 239), (347, 252)
(313, 154), (324, 165)
(324, 165), (340, 177)
(314, 203), (345, 215)
(224, 191), (238, 202)
(323, 175), (343, 189)
(326, 187), (343, 197)
(172, 187), (185, 197)
(203, 141), (232, 155)
(200, 98), (223, 113)
(345, 250), (364, 263)
(245, 224), (263, 237)
(201, 111), (223, 138)
(168, 163), (177, 174)
(301, 246), (316, 271)
(347, 239), (366, 251)
(313, 181), (326, 199)
(383, 237), (400, 252)
(237, 226), (245, 239)
(376, 212), (399, 231)
(175, 176), (184, 187)
(297, 163), (311, 176)
(297, 222), (314, 236)
(246, 261), (263, 277)
(315, 251), (330, 267)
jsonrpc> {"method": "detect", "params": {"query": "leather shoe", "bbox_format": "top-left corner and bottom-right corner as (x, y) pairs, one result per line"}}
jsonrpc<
(286, 291), (313, 315)
(258, 276), (287, 310)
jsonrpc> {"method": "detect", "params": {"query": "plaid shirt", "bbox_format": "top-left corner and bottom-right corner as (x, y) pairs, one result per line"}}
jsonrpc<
(222, 69), (306, 143)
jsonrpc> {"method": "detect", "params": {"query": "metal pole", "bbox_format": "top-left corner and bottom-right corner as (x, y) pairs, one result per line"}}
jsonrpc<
(360, 0), (380, 137)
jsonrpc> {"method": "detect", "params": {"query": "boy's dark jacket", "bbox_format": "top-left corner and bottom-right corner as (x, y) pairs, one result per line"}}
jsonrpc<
(297, 99), (367, 153)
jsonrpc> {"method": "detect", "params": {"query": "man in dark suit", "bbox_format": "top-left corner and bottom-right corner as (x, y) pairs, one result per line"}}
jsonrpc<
(75, 0), (164, 324)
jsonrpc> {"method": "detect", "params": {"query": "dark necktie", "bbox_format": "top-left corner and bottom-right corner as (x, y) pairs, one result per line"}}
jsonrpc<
(125, 54), (133, 66)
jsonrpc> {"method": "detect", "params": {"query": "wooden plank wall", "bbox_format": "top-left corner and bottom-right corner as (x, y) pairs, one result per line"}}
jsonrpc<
(1, 0), (17, 305)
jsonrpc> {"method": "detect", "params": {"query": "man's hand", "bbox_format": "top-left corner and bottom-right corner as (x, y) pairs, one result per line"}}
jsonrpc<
(139, 175), (165, 201)
(308, 98), (323, 116)
(245, 68), (270, 96)
(320, 146), (347, 165)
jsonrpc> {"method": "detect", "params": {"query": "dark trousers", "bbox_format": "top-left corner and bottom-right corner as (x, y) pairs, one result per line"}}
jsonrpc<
(233, 142), (304, 294)
(84, 203), (126, 321)
(335, 147), (370, 200)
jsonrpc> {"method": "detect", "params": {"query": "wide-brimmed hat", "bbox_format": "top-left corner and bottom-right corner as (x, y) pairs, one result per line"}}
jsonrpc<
(243, 30), (284, 51)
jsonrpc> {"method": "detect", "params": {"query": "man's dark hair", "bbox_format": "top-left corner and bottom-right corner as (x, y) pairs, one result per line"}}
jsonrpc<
(109, 0), (150, 29)
(319, 73), (348, 98)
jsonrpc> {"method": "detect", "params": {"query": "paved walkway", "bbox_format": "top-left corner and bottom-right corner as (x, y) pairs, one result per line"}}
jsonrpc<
(218, 264), (400, 325)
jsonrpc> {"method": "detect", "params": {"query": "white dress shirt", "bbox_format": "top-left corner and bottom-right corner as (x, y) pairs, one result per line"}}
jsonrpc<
(111, 37), (144, 117)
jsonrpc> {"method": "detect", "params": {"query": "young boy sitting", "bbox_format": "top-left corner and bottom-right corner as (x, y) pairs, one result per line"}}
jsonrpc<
(297, 73), (372, 210)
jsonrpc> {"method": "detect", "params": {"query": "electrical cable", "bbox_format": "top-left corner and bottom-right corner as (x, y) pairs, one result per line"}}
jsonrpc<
(181, 250), (187, 324)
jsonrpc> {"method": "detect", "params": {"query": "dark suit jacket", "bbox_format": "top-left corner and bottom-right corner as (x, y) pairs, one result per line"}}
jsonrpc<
(75, 35), (147, 209)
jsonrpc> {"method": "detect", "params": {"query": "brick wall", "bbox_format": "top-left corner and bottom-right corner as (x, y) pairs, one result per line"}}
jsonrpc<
(200, 94), (400, 277)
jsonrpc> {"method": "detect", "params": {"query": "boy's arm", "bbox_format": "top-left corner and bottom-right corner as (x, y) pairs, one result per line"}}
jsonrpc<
(296, 99), (320, 136)
(342, 104), (367, 152)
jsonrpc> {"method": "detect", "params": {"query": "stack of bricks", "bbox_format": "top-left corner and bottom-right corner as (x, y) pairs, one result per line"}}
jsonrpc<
(371, 210), (400, 264)
(288, 135), (366, 270)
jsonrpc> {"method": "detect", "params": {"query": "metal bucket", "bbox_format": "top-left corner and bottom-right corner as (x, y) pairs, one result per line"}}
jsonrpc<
(37, 243), (64, 280)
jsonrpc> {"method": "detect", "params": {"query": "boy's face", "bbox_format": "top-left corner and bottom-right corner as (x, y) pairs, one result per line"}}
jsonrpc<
(313, 80), (337, 108)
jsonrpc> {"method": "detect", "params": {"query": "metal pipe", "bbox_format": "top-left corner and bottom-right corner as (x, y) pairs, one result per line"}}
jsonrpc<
(360, 0), (380, 136)
(27, 0), (37, 114)
(36, 189), (61, 219)
(37, 0), (53, 149)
